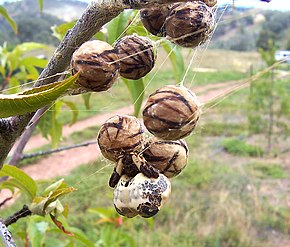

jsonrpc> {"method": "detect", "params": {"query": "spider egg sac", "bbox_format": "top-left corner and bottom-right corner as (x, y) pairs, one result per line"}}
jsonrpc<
(143, 85), (201, 140)
(165, 1), (215, 48)
(140, 6), (170, 36)
(114, 34), (156, 80)
(71, 40), (119, 92)
(202, 0), (217, 7)
(143, 138), (189, 178)
(97, 115), (146, 162)
(114, 173), (171, 218)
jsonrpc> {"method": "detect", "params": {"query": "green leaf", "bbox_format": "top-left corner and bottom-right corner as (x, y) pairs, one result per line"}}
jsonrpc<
(88, 207), (117, 219)
(82, 93), (91, 110)
(0, 180), (15, 194)
(0, 164), (37, 201)
(21, 57), (47, 68)
(31, 187), (76, 216)
(0, 6), (17, 33)
(50, 102), (63, 148)
(0, 73), (79, 118)
(38, 0), (44, 12)
(106, 10), (136, 44)
(17, 42), (47, 53)
(123, 78), (144, 117)
(43, 178), (65, 196)
(62, 100), (78, 126)
(27, 218), (48, 247)
(44, 187), (77, 210)
(52, 21), (77, 41)
(161, 41), (185, 82)
(8, 77), (21, 94)
(67, 227), (95, 247)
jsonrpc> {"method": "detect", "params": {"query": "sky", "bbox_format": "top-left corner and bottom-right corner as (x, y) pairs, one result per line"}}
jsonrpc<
(218, 0), (290, 11)
(0, 0), (289, 11)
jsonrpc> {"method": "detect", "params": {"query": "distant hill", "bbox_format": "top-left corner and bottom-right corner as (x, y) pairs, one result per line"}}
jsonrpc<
(0, 0), (87, 45)
(211, 6), (290, 51)
(1, 0), (290, 51)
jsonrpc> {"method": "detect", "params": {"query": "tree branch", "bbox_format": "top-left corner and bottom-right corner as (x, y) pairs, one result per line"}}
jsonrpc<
(2, 205), (32, 226)
(22, 141), (98, 160)
(0, 0), (189, 168)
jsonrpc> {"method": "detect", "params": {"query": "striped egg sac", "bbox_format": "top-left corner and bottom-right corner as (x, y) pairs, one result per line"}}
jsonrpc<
(71, 40), (119, 92)
(114, 34), (155, 80)
(97, 115), (146, 162)
(203, 0), (217, 7)
(143, 138), (188, 178)
(165, 1), (215, 48)
(114, 173), (171, 218)
(143, 85), (201, 140)
(140, 6), (170, 37)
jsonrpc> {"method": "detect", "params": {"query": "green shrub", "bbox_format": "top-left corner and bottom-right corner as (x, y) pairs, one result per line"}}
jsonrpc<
(249, 162), (286, 179)
(201, 122), (247, 136)
(222, 138), (264, 157)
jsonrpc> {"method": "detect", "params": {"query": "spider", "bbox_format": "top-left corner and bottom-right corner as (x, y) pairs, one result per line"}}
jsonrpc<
(109, 151), (159, 188)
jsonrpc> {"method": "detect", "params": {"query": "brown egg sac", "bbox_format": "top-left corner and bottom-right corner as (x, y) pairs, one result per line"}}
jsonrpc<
(143, 85), (201, 140)
(202, 0), (217, 7)
(97, 115), (146, 162)
(143, 138), (188, 178)
(140, 6), (170, 36)
(71, 40), (119, 92)
(114, 34), (156, 80)
(165, 1), (215, 48)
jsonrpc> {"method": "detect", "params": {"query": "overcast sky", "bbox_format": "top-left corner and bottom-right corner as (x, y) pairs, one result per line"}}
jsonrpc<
(218, 0), (289, 11)
(0, 0), (289, 11)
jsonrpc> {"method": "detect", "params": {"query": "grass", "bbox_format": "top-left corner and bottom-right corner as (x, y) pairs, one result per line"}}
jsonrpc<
(199, 122), (248, 136)
(248, 162), (287, 179)
(222, 138), (264, 157)
(3, 147), (289, 246)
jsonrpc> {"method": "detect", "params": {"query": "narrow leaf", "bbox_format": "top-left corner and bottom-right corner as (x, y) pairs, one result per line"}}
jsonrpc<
(162, 41), (185, 82)
(0, 6), (17, 33)
(62, 100), (78, 126)
(52, 21), (77, 41)
(43, 178), (65, 196)
(38, 0), (44, 12)
(50, 214), (74, 236)
(106, 10), (135, 44)
(66, 227), (95, 247)
(82, 93), (91, 110)
(50, 103), (62, 148)
(0, 164), (37, 201)
(0, 73), (79, 118)
(27, 218), (47, 247)
(21, 57), (47, 68)
(17, 42), (47, 53)
(44, 187), (77, 210)
(123, 78), (144, 117)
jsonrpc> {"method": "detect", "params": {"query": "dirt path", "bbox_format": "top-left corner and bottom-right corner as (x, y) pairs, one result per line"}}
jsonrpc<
(15, 80), (243, 180)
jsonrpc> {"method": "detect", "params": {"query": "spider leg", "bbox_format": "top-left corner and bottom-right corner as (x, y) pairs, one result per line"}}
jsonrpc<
(132, 154), (159, 179)
(109, 159), (124, 188)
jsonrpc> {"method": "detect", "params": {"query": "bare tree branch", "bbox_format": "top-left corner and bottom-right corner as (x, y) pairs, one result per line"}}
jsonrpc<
(2, 205), (32, 226)
(22, 141), (98, 160)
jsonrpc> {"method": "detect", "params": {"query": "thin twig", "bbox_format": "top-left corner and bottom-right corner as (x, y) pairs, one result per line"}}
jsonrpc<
(3, 205), (32, 226)
(22, 141), (98, 160)
(0, 197), (13, 208)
